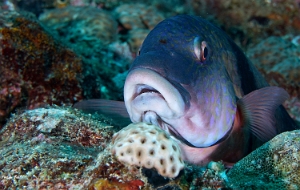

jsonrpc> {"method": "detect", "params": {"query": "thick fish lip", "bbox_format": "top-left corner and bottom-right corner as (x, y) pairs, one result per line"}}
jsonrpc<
(124, 68), (186, 124)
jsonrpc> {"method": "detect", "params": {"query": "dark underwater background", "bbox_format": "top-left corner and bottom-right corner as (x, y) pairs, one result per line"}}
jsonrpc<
(0, 0), (300, 189)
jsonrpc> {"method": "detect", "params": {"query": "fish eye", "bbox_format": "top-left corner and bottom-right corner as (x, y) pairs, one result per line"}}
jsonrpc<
(137, 47), (141, 56)
(201, 42), (208, 61)
(193, 37), (208, 62)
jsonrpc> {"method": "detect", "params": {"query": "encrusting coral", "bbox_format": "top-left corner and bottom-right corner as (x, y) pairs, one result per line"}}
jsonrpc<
(225, 130), (300, 189)
(111, 122), (184, 178)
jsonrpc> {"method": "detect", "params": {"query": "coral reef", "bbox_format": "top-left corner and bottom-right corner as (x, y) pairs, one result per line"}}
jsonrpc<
(189, 0), (300, 48)
(127, 29), (150, 53)
(0, 107), (138, 189)
(39, 6), (117, 46)
(111, 123), (184, 178)
(1, 1), (300, 189)
(2, 107), (299, 189)
(113, 3), (165, 30)
(0, 107), (228, 189)
(0, 67), (22, 126)
(113, 3), (165, 54)
(0, 9), (82, 128)
(225, 130), (300, 189)
(65, 0), (300, 50)
(39, 6), (130, 100)
(36, 3), (165, 100)
(4, 0), (300, 50)
(1, 0), (70, 15)
(247, 36), (300, 123)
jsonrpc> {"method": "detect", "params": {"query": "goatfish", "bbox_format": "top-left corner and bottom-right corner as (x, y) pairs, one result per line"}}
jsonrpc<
(74, 15), (298, 166)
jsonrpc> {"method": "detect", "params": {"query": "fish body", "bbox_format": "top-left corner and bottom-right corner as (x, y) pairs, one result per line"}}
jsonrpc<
(75, 15), (298, 166)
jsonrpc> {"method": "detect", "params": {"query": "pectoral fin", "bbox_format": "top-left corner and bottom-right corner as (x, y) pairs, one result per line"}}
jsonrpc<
(237, 86), (289, 142)
(73, 99), (131, 127)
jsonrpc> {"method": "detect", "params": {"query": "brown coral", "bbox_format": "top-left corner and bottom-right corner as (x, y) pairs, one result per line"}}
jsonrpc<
(0, 10), (83, 127)
(0, 67), (22, 123)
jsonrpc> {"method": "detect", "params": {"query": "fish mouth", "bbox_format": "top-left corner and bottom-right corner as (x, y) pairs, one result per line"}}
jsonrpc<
(124, 68), (186, 135)
(135, 84), (162, 99)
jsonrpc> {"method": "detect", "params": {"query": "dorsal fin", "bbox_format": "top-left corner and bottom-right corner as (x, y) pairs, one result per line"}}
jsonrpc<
(237, 86), (289, 142)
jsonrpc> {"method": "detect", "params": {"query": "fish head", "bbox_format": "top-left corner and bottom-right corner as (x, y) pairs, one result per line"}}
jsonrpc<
(124, 15), (237, 148)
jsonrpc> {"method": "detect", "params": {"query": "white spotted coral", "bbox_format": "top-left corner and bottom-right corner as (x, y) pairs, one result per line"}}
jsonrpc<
(111, 122), (184, 178)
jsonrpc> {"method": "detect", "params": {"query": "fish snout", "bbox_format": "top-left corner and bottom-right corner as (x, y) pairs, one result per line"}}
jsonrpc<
(124, 68), (186, 126)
